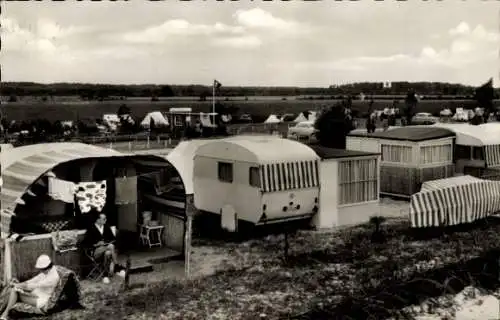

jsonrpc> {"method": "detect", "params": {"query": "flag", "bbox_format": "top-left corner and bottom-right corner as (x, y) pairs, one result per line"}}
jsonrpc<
(214, 80), (222, 89)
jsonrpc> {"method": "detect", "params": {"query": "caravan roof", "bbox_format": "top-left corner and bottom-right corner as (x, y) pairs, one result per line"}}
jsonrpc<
(432, 123), (500, 146)
(195, 136), (320, 164)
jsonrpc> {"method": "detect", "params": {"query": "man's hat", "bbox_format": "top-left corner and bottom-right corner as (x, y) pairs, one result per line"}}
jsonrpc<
(35, 254), (52, 269)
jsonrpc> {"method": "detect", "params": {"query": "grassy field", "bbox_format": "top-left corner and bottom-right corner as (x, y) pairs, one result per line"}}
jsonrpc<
(3, 99), (500, 122)
(19, 216), (500, 320)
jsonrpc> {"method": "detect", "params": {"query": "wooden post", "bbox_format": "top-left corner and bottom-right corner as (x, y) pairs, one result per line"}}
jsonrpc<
(184, 216), (193, 279)
(284, 230), (289, 262)
(128, 141), (132, 151)
(147, 136), (150, 149)
(122, 254), (131, 292)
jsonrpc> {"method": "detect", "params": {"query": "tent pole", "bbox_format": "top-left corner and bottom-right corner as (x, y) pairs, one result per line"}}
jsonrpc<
(212, 80), (216, 127)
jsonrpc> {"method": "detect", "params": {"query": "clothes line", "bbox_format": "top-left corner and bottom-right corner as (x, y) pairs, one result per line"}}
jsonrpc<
(44, 168), (170, 181)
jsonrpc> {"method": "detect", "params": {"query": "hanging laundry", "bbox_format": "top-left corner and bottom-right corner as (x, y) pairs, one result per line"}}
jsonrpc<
(115, 176), (137, 205)
(75, 180), (107, 213)
(48, 177), (76, 204)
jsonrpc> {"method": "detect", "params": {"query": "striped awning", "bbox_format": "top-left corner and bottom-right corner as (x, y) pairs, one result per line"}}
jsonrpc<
(485, 145), (500, 168)
(1, 143), (124, 211)
(420, 175), (482, 192)
(410, 179), (500, 228)
(260, 160), (319, 192)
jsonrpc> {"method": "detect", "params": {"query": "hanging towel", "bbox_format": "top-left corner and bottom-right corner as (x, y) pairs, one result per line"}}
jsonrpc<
(48, 177), (76, 204)
(115, 176), (137, 205)
(75, 180), (107, 213)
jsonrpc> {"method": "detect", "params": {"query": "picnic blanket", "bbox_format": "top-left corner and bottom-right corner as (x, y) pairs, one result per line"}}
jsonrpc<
(0, 266), (82, 316)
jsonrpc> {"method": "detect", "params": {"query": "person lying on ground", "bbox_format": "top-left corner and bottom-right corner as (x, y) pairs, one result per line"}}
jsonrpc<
(83, 213), (125, 283)
(0, 255), (59, 320)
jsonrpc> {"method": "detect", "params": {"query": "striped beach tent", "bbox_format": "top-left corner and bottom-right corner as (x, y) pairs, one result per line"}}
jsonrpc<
(410, 176), (500, 228)
(420, 175), (482, 192)
(1, 143), (124, 215)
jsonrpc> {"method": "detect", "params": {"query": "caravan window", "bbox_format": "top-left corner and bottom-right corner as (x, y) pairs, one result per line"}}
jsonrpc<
(472, 147), (484, 160)
(249, 167), (260, 187)
(218, 162), (233, 183)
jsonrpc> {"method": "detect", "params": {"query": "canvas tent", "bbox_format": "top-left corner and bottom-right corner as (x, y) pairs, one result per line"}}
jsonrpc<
(165, 140), (215, 195)
(0, 142), (193, 282)
(294, 113), (308, 123)
(409, 175), (500, 228)
(140, 111), (169, 128)
(308, 111), (317, 122)
(432, 123), (500, 168)
(264, 115), (281, 124)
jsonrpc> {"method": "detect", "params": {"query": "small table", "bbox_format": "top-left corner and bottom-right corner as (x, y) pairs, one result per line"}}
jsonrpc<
(139, 224), (165, 248)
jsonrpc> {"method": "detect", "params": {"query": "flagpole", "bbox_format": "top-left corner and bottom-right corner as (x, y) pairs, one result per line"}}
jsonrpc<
(212, 80), (216, 127)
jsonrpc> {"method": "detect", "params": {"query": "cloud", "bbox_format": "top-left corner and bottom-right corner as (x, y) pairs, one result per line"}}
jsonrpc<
(234, 8), (295, 29)
(449, 21), (470, 35)
(212, 35), (262, 49)
(449, 22), (499, 42)
(1, 17), (72, 57)
(121, 19), (244, 44)
(36, 19), (90, 39)
(289, 22), (498, 85)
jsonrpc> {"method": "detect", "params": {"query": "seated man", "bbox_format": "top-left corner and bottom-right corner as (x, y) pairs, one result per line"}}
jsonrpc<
(0, 255), (59, 319)
(83, 213), (124, 283)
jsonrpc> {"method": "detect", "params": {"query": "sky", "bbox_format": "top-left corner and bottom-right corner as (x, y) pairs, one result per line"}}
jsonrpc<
(1, 1), (499, 87)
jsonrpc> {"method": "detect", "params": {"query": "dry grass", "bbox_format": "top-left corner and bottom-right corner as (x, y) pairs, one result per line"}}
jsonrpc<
(21, 217), (500, 320)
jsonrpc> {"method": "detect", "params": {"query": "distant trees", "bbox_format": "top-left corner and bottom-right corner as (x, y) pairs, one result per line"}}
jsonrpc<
(1, 82), (498, 99)
(314, 99), (355, 149)
(117, 104), (131, 117)
(475, 78), (495, 122)
(403, 90), (418, 126)
(160, 85), (175, 97)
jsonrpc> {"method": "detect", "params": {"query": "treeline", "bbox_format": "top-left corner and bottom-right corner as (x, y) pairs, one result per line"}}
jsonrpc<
(2, 82), (498, 99)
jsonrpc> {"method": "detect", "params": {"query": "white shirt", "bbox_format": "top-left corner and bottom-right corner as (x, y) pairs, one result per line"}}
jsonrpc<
(95, 223), (104, 235)
(25, 266), (60, 308)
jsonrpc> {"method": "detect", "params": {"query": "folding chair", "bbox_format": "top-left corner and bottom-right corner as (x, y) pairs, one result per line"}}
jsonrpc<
(83, 247), (109, 280)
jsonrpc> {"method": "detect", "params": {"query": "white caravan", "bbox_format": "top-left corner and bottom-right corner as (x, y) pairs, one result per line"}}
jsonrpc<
(193, 136), (320, 230)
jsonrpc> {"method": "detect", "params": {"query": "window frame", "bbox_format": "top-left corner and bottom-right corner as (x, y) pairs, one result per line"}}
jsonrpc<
(338, 158), (379, 206)
(218, 162), (234, 183)
(249, 166), (260, 188)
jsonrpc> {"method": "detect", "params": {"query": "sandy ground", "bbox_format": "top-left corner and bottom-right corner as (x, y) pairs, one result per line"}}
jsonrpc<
(80, 197), (411, 290)
(400, 286), (500, 320)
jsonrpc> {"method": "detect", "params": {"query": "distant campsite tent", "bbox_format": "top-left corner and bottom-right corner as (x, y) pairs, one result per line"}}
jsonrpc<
(308, 111), (317, 122)
(294, 113), (308, 123)
(140, 111), (169, 128)
(264, 115), (281, 124)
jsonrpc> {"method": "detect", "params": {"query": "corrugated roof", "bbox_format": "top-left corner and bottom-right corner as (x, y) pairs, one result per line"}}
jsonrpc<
(308, 145), (379, 159)
(349, 126), (455, 142)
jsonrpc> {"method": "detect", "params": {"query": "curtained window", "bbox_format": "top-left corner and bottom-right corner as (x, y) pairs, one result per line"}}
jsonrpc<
(338, 158), (378, 205)
(381, 145), (413, 163)
(249, 167), (260, 187)
(218, 162), (233, 183)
